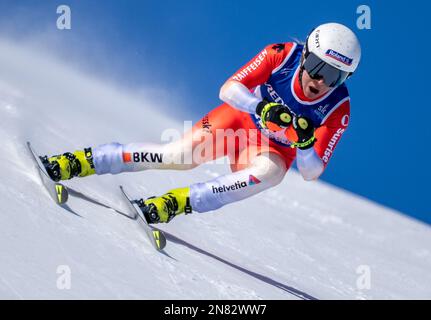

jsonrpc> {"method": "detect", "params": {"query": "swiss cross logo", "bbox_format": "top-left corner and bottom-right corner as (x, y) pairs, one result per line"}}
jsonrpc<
(272, 43), (285, 53)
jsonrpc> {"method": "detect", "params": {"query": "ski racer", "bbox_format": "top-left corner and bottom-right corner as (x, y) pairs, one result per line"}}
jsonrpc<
(43, 22), (361, 224)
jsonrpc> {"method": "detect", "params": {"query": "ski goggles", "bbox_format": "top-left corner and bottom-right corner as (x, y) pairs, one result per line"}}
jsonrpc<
(302, 51), (351, 88)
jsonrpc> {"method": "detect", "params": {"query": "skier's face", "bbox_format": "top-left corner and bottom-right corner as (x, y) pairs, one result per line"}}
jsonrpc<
(301, 69), (331, 99)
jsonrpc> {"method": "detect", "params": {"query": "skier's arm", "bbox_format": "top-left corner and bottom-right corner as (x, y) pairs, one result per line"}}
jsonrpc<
(296, 100), (350, 181)
(296, 148), (325, 181)
(219, 43), (294, 114)
(219, 80), (261, 114)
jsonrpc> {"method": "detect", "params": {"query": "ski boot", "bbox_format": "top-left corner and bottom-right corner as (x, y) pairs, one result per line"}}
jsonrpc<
(137, 187), (192, 224)
(42, 148), (96, 182)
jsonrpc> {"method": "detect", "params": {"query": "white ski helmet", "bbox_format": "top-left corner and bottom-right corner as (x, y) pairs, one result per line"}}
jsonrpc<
(301, 22), (361, 87)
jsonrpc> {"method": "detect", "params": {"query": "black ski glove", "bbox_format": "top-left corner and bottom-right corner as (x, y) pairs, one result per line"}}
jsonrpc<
(255, 100), (293, 129)
(292, 115), (316, 150)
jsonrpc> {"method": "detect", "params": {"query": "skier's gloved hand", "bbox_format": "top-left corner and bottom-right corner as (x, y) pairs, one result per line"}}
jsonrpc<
(256, 100), (293, 131)
(292, 115), (316, 150)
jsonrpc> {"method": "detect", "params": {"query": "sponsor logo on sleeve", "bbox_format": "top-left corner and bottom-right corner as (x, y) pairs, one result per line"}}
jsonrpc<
(322, 128), (345, 163)
(212, 175), (261, 194)
(123, 152), (163, 163)
(232, 49), (268, 81)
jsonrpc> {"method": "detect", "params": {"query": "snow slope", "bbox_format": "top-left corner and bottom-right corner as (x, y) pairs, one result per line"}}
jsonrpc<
(0, 38), (430, 300)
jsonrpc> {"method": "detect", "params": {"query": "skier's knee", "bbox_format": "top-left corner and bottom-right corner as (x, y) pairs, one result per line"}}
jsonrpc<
(251, 153), (287, 187)
(162, 141), (199, 170)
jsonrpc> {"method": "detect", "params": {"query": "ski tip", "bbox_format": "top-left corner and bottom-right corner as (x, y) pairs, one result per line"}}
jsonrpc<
(55, 183), (69, 205)
(119, 185), (126, 195)
(152, 229), (167, 251)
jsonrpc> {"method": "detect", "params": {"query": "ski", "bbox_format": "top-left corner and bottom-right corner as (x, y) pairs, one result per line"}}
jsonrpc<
(120, 186), (167, 251)
(27, 141), (69, 205)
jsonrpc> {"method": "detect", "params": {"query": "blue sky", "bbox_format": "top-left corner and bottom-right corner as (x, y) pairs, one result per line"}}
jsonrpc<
(1, 0), (429, 223)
